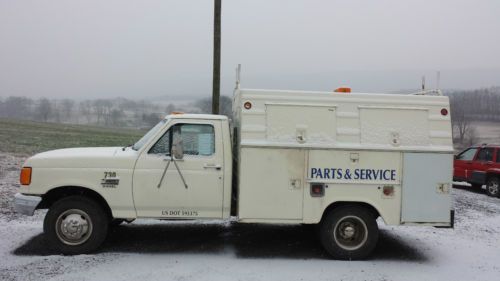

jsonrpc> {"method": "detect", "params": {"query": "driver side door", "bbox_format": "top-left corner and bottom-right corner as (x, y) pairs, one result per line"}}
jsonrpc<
(132, 119), (225, 219)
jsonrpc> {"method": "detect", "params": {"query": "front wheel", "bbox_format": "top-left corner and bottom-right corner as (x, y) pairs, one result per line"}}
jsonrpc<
(43, 196), (109, 254)
(486, 177), (500, 197)
(319, 205), (379, 260)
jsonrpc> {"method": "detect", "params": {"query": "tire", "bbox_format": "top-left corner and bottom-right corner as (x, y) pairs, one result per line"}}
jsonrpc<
(486, 177), (500, 197)
(319, 205), (379, 260)
(43, 196), (109, 255)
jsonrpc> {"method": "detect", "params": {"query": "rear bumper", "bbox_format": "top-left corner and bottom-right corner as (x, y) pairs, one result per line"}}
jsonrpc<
(13, 193), (41, 216)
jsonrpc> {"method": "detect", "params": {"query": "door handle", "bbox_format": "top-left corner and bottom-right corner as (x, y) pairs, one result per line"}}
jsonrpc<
(204, 163), (221, 170)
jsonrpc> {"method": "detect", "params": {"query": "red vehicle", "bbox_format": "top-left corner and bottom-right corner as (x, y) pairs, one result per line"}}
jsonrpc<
(453, 144), (500, 197)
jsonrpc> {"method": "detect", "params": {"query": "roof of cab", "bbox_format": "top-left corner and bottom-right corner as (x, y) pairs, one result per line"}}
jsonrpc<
(165, 113), (228, 120)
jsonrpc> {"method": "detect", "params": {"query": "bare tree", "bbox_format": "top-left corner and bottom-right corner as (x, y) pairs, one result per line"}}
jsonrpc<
(37, 98), (52, 122)
(109, 109), (124, 127)
(61, 99), (75, 122)
(79, 100), (93, 124)
(0, 96), (33, 119)
(450, 94), (470, 144)
(465, 127), (479, 147)
(92, 100), (106, 125)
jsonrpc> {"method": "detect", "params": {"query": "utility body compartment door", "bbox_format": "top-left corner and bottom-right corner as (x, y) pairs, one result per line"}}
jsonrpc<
(401, 153), (453, 223)
(238, 148), (305, 221)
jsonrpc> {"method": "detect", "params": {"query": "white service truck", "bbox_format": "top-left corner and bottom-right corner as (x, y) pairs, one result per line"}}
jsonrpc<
(14, 86), (454, 259)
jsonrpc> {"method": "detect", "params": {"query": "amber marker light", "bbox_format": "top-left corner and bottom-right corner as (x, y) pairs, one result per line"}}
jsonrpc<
(334, 87), (351, 93)
(20, 167), (32, 185)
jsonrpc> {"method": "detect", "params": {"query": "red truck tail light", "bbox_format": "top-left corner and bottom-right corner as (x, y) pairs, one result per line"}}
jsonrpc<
(20, 167), (32, 185)
(383, 185), (394, 197)
(310, 183), (325, 197)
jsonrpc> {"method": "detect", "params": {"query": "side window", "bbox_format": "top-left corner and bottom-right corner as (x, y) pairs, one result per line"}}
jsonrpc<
(179, 124), (215, 156)
(149, 129), (171, 155)
(148, 124), (215, 156)
(457, 148), (477, 161)
(477, 148), (494, 162)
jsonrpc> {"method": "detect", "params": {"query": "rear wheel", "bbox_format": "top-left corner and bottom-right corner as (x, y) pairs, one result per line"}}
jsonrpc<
(43, 196), (109, 254)
(319, 205), (378, 260)
(486, 177), (499, 197)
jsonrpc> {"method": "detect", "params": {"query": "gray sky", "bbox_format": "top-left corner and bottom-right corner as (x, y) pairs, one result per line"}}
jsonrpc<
(1, 0), (500, 99)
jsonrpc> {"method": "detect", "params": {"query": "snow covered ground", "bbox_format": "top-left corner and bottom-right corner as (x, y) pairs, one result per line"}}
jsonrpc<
(1, 152), (499, 281)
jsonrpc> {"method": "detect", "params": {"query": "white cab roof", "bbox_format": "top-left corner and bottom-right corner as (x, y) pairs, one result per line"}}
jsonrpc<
(165, 113), (228, 120)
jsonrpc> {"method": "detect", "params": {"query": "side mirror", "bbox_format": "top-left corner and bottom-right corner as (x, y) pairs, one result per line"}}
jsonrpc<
(171, 133), (184, 160)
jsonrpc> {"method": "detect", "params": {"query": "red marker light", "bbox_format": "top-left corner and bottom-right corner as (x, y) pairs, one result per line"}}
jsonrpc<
(310, 183), (325, 197)
(441, 108), (448, 116)
(383, 186), (394, 196)
(243, 101), (252, 110)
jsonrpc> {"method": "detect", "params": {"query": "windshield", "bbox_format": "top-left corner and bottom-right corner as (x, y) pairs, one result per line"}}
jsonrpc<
(132, 119), (168, 151)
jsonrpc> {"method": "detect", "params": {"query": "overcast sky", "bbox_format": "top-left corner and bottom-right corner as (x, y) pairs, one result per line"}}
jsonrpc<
(1, 0), (500, 99)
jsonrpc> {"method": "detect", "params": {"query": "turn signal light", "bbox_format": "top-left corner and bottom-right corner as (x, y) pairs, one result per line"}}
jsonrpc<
(20, 167), (32, 185)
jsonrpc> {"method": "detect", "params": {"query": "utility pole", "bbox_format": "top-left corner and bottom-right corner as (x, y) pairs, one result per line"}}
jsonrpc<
(212, 0), (221, 114)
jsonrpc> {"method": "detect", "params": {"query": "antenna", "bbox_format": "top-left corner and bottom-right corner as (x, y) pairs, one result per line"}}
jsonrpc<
(235, 64), (241, 89)
(436, 70), (440, 90)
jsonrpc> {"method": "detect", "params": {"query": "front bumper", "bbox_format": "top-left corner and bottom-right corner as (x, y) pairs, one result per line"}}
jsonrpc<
(14, 193), (42, 216)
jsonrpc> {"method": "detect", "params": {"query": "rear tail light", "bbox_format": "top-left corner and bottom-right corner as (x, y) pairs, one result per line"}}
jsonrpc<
(20, 167), (32, 185)
(310, 183), (325, 197)
(382, 185), (394, 197)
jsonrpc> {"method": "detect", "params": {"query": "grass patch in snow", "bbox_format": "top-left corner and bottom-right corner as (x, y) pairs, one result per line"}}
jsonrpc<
(0, 118), (145, 155)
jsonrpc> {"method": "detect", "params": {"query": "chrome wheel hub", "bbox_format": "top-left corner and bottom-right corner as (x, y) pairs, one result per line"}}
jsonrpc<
(56, 209), (93, 245)
(334, 216), (368, 250)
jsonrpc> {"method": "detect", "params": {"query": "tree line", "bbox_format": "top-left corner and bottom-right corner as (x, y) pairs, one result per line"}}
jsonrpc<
(0, 96), (233, 128)
(447, 86), (500, 147)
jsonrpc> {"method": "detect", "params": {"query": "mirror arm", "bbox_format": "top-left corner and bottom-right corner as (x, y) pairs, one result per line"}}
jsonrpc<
(157, 153), (188, 189)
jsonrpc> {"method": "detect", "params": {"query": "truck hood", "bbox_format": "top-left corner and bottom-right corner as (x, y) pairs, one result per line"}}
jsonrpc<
(24, 147), (138, 169)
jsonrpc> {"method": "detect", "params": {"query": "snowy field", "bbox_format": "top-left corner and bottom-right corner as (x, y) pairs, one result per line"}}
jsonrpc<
(1, 152), (499, 281)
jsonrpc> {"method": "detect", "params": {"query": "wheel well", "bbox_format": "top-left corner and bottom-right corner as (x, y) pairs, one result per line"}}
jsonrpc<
(38, 186), (113, 219)
(486, 173), (499, 182)
(320, 201), (380, 223)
